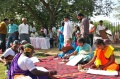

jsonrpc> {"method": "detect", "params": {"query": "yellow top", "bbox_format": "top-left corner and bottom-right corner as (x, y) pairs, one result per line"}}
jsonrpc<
(94, 45), (114, 67)
(0, 22), (7, 34)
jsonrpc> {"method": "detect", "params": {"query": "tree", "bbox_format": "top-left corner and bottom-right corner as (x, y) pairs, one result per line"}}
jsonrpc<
(0, 0), (113, 29)
(114, 0), (120, 19)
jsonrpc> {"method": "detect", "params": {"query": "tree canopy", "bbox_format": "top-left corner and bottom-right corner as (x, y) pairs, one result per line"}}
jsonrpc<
(0, 0), (113, 29)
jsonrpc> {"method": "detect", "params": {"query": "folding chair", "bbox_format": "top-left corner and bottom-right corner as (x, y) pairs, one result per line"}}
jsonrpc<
(99, 30), (114, 46)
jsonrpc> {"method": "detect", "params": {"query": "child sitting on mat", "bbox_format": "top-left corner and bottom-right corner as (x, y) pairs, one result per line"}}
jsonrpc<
(55, 38), (76, 58)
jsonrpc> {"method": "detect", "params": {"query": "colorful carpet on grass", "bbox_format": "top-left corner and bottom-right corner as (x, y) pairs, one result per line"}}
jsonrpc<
(35, 56), (120, 79)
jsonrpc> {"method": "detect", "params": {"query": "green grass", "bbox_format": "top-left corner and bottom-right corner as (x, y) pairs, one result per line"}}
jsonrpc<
(114, 51), (120, 64)
(114, 48), (120, 51)
(0, 63), (7, 79)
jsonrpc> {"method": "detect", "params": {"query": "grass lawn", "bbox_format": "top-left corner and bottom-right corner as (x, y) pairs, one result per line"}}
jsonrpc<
(0, 63), (6, 79)
(0, 48), (120, 79)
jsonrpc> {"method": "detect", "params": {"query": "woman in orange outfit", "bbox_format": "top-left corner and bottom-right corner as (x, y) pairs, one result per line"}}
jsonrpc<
(82, 39), (119, 71)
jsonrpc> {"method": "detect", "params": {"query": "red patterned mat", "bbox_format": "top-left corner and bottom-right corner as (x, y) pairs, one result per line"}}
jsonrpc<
(35, 56), (120, 79)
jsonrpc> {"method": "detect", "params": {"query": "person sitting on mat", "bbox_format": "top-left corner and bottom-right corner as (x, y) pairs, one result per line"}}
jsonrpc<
(81, 39), (119, 71)
(0, 40), (19, 69)
(8, 44), (57, 79)
(64, 38), (93, 64)
(55, 38), (76, 58)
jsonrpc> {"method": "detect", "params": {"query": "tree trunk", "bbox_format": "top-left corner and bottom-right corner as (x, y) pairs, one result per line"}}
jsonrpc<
(50, 13), (56, 27)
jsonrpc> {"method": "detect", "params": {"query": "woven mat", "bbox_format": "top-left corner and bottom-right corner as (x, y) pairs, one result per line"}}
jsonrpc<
(35, 56), (120, 79)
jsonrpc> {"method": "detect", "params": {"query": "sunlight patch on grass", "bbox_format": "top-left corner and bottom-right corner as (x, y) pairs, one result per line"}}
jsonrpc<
(0, 63), (7, 79)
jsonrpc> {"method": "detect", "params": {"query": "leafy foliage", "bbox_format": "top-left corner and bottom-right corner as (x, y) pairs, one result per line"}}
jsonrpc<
(0, 0), (113, 29)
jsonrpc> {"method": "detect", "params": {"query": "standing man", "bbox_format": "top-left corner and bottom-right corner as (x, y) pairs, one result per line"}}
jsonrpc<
(29, 22), (36, 34)
(96, 20), (105, 36)
(63, 16), (72, 46)
(52, 26), (57, 34)
(0, 18), (9, 52)
(7, 19), (18, 48)
(19, 18), (30, 43)
(77, 13), (90, 44)
(89, 21), (95, 46)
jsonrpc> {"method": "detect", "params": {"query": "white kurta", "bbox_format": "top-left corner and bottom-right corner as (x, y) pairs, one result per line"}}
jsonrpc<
(63, 20), (72, 46)
(96, 25), (105, 35)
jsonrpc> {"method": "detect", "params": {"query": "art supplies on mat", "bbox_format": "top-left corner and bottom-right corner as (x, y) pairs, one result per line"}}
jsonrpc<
(66, 55), (83, 66)
(36, 67), (49, 72)
(78, 64), (88, 72)
(86, 68), (118, 76)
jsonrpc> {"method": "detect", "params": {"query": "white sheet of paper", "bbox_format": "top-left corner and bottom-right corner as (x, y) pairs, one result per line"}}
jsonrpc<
(36, 67), (49, 72)
(66, 55), (83, 66)
(30, 57), (39, 63)
(87, 68), (118, 76)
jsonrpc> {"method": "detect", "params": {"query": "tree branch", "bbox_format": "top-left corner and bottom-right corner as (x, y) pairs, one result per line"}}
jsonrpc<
(39, 0), (52, 13)
(24, 3), (45, 25)
(53, 0), (61, 14)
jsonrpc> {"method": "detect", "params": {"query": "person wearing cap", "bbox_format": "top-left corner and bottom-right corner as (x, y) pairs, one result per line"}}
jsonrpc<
(0, 18), (9, 52)
(19, 18), (31, 43)
(7, 19), (18, 48)
(8, 44), (57, 79)
(0, 40), (19, 69)
(63, 16), (73, 46)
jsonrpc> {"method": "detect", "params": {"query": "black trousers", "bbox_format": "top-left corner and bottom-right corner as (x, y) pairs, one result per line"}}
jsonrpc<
(0, 34), (6, 52)
(50, 38), (54, 47)
(84, 35), (90, 45)
(89, 34), (93, 47)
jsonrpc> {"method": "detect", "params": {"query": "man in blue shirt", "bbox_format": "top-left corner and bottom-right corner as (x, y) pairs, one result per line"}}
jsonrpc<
(7, 19), (18, 48)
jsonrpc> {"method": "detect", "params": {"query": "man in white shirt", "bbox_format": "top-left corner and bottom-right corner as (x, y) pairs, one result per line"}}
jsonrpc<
(52, 26), (57, 33)
(0, 40), (19, 69)
(96, 20), (105, 36)
(19, 18), (31, 43)
(30, 23), (36, 33)
(63, 16), (72, 46)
